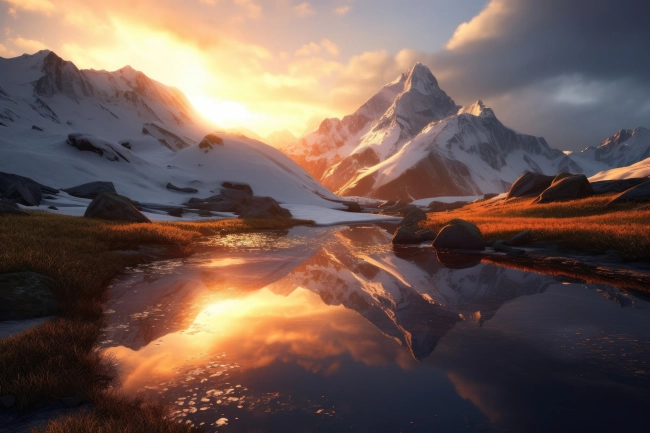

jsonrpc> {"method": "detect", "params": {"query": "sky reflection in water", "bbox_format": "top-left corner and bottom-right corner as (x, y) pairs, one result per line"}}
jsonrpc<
(103, 226), (650, 432)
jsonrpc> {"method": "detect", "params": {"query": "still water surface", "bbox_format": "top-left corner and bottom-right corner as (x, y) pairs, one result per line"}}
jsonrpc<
(103, 226), (650, 432)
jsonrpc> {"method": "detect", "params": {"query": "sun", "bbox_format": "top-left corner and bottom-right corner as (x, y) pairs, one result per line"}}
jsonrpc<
(189, 95), (254, 129)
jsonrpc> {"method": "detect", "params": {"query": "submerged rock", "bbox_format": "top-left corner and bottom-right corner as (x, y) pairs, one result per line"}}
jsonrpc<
(533, 174), (594, 204)
(63, 181), (116, 199)
(506, 172), (555, 199)
(84, 192), (151, 223)
(432, 219), (485, 251)
(0, 272), (58, 320)
(392, 226), (423, 244)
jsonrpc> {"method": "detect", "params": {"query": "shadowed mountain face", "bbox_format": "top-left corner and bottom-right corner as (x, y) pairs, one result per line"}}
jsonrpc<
(105, 226), (558, 360)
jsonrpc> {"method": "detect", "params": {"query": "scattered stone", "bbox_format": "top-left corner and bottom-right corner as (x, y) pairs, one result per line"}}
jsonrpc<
(47, 206), (58, 210)
(0, 202), (29, 216)
(167, 207), (183, 217)
(2, 181), (42, 206)
(0, 272), (58, 320)
(506, 172), (555, 199)
(392, 226), (422, 244)
(416, 229), (437, 241)
(63, 181), (116, 199)
(119, 141), (132, 150)
(427, 200), (467, 212)
(31, 125), (43, 131)
(506, 230), (532, 247)
(166, 182), (198, 193)
(221, 181), (253, 195)
(591, 178), (649, 194)
(198, 134), (224, 150)
(400, 208), (427, 227)
(608, 180), (650, 205)
(533, 174), (594, 204)
(432, 219), (485, 251)
(0, 395), (15, 409)
(84, 192), (151, 223)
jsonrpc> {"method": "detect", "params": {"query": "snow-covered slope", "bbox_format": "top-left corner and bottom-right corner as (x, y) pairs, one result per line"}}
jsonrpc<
(284, 64), (580, 200)
(265, 129), (297, 148)
(0, 51), (388, 222)
(568, 127), (650, 176)
(589, 158), (650, 181)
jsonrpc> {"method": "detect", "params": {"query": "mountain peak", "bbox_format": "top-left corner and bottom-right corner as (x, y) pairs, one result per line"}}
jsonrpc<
(459, 100), (495, 118)
(404, 62), (440, 95)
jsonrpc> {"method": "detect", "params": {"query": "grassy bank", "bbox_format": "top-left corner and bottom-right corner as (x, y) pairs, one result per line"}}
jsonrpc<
(420, 194), (650, 261)
(0, 212), (311, 431)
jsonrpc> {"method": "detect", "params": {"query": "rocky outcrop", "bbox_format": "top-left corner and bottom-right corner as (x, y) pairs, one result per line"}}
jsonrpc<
(1, 181), (42, 206)
(608, 180), (650, 205)
(142, 123), (193, 151)
(432, 219), (485, 251)
(221, 181), (252, 195)
(400, 208), (427, 228)
(84, 192), (151, 223)
(67, 133), (131, 162)
(591, 178), (649, 194)
(198, 134), (224, 151)
(239, 196), (292, 219)
(0, 203), (29, 216)
(63, 181), (116, 199)
(427, 200), (468, 212)
(506, 172), (555, 199)
(0, 172), (58, 196)
(185, 185), (292, 219)
(166, 183), (198, 193)
(533, 174), (594, 204)
(0, 272), (58, 320)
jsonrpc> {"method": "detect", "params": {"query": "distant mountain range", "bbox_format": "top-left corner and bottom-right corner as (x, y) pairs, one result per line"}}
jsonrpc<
(285, 63), (648, 200)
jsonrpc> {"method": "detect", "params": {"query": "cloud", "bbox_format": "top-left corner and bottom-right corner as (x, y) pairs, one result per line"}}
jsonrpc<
(293, 2), (315, 17)
(295, 42), (320, 57)
(0, 43), (14, 57)
(426, 0), (650, 150)
(320, 38), (339, 56)
(333, 5), (350, 16)
(9, 36), (48, 52)
(234, 0), (261, 18)
(1, 0), (55, 14)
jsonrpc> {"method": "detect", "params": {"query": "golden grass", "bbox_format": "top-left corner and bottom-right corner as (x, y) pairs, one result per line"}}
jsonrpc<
(0, 212), (310, 431)
(420, 194), (650, 260)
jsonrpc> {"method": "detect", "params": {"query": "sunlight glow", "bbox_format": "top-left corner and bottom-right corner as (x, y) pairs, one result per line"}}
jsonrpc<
(189, 95), (254, 129)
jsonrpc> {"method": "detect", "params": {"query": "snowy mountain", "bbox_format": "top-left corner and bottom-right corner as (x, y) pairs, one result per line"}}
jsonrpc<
(568, 127), (650, 176)
(284, 64), (581, 200)
(265, 129), (297, 148)
(0, 51), (385, 221)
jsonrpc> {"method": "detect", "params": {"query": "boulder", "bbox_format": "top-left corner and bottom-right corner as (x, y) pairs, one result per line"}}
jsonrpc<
(238, 196), (292, 218)
(506, 172), (555, 199)
(400, 208), (427, 227)
(608, 180), (650, 205)
(63, 181), (117, 199)
(492, 240), (513, 253)
(0, 172), (58, 195)
(506, 230), (532, 247)
(2, 181), (42, 206)
(392, 226), (422, 244)
(0, 272), (58, 320)
(0, 203), (29, 216)
(592, 178), (649, 194)
(533, 174), (594, 204)
(167, 208), (183, 217)
(552, 172), (573, 184)
(198, 134), (224, 150)
(220, 188), (253, 205)
(416, 229), (437, 241)
(166, 182), (198, 193)
(427, 200), (467, 212)
(84, 192), (151, 223)
(221, 181), (253, 195)
(432, 219), (485, 251)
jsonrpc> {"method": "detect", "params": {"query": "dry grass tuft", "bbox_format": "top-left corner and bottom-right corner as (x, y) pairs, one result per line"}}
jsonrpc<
(0, 212), (309, 431)
(420, 195), (650, 260)
(37, 393), (201, 433)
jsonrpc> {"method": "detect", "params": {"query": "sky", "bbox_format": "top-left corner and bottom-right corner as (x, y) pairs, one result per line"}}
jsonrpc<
(1, 0), (648, 150)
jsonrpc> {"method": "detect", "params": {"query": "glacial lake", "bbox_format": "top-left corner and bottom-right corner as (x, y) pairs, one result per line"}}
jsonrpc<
(102, 225), (650, 432)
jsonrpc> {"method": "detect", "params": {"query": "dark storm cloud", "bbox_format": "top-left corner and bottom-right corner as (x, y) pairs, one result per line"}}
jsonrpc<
(427, 0), (650, 150)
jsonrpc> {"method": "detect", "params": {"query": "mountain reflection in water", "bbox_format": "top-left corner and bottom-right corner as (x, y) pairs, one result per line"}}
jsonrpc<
(103, 226), (650, 432)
